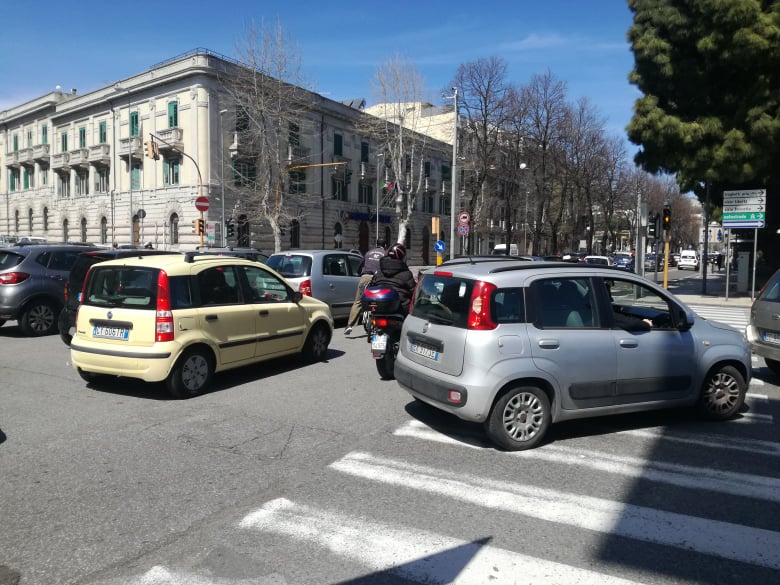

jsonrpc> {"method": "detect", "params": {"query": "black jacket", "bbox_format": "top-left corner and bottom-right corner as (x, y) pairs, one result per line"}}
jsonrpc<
(370, 256), (416, 313)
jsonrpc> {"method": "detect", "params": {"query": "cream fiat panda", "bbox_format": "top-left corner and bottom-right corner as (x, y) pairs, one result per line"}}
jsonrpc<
(70, 252), (333, 397)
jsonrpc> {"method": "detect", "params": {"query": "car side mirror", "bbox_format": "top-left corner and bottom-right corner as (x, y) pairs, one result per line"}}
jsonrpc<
(291, 291), (303, 303)
(676, 307), (694, 331)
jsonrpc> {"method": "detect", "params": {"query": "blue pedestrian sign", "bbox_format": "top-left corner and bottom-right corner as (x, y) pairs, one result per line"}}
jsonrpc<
(434, 240), (446, 253)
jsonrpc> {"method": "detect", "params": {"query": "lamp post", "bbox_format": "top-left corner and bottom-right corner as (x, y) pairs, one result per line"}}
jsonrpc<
(444, 88), (458, 259)
(375, 152), (384, 245)
(219, 109), (228, 246)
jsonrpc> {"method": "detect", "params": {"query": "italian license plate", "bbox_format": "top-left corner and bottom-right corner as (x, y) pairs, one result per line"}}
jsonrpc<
(371, 334), (388, 352)
(762, 330), (780, 344)
(93, 325), (129, 340)
(410, 342), (439, 361)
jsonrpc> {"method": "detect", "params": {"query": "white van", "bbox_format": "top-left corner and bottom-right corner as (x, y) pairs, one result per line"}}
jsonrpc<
(492, 244), (519, 256)
(678, 250), (700, 271)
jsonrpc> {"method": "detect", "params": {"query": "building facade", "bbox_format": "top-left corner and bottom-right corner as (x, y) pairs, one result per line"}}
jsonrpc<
(0, 50), (456, 264)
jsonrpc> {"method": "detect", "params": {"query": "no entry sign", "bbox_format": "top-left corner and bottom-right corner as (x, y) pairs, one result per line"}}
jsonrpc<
(195, 196), (210, 212)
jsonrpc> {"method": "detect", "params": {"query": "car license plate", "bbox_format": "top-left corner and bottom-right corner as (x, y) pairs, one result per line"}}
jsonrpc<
(371, 334), (387, 352)
(93, 325), (129, 340)
(762, 330), (780, 344)
(410, 342), (439, 361)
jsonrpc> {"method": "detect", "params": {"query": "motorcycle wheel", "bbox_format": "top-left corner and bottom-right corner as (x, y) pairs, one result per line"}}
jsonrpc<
(376, 351), (396, 380)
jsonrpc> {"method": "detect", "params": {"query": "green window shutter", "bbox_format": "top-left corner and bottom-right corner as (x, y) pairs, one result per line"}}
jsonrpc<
(13, 134), (18, 152)
(42, 125), (48, 145)
(61, 132), (68, 153)
(99, 121), (107, 144)
(79, 127), (86, 148)
(23, 169), (29, 189)
(130, 112), (139, 137)
(168, 102), (178, 128)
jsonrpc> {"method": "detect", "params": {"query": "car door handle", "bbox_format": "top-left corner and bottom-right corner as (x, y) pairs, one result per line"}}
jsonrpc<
(205, 314), (218, 321)
(537, 339), (560, 349)
(258, 310), (269, 316)
(329, 283), (336, 289)
(619, 339), (639, 348)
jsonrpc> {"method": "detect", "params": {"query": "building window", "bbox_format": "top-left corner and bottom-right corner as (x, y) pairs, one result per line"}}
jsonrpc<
(40, 165), (49, 186)
(168, 102), (178, 128)
(12, 134), (18, 152)
(100, 217), (108, 245)
(289, 122), (300, 146)
(9, 169), (20, 192)
(170, 213), (179, 245)
(361, 142), (369, 163)
(61, 132), (68, 153)
(43, 207), (49, 231)
(99, 121), (107, 144)
(163, 157), (180, 185)
(334, 133), (343, 156)
(27, 130), (33, 148)
(233, 160), (256, 187)
(131, 161), (141, 190)
(358, 181), (373, 205)
(332, 176), (347, 201)
(95, 168), (109, 193)
(79, 127), (86, 148)
(130, 111), (139, 137)
(28, 208), (33, 233)
(422, 194), (434, 213)
(57, 172), (70, 197)
(289, 169), (306, 194)
(80, 217), (87, 242)
(41, 125), (48, 145)
(76, 170), (89, 196)
(23, 168), (30, 190)
(440, 194), (450, 216)
(62, 218), (69, 242)
(424, 161), (431, 177)
(290, 219), (300, 248)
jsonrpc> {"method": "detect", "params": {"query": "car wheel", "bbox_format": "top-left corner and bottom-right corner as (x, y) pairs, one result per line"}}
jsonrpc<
(302, 323), (330, 362)
(19, 300), (58, 336)
(485, 386), (551, 451)
(697, 365), (746, 420)
(764, 358), (780, 376)
(58, 308), (72, 346)
(166, 348), (213, 399)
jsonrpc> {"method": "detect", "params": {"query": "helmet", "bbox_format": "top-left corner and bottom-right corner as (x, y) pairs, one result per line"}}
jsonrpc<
(387, 242), (406, 261)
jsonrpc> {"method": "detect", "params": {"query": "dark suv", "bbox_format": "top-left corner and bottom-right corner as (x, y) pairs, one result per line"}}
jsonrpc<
(0, 244), (100, 336)
(58, 248), (180, 345)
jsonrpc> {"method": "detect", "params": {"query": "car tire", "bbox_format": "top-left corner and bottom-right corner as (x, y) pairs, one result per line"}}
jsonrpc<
(58, 308), (72, 346)
(697, 365), (746, 420)
(764, 358), (780, 376)
(485, 385), (551, 451)
(302, 323), (330, 362)
(166, 348), (213, 399)
(19, 300), (58, 336)
(375, 351), (396, 380)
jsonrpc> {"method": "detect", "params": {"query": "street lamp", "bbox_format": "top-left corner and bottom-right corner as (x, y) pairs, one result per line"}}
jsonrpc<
(443, 88), (458, 259)
(219, 109), (228, 246)
(375, 152), (384, 245)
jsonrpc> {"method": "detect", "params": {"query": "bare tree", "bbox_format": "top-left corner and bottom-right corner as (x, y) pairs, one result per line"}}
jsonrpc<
(219, 20), (317, 252)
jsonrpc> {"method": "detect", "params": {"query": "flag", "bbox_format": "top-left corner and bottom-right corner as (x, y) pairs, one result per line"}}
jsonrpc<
(382, 181), (395, 194)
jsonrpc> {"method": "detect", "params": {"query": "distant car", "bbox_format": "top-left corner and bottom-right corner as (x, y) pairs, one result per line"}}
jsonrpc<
(612, 254), (634, 271)
(584, 255), (611, 266)
(745, 268), (780, 376)
(70, 253), (333, 398)
(266, 250), (364, 320)
(678, 250), (700, 271)
(0, 244), (100, 336)
(58, 248), (181, 346)
(396, 261), (751, 450)
(644, 254), (660, 271)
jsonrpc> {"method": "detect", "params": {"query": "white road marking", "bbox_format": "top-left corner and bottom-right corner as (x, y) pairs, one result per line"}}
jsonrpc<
(329, 452), (780, 570)
(614, 427), (780, 457)
(240, 498), (647, 585)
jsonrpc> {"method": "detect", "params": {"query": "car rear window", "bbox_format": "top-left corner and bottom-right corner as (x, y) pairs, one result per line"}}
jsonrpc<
(758, 271), (780, 303)
(0, 251), (24, 270)
(412, 274), (475, 328)
(84, 266), (159, 309)
(266, 254), (312, 277)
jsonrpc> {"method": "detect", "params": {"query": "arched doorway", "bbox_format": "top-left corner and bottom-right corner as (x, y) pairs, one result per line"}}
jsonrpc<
(358, 221), (369, 253)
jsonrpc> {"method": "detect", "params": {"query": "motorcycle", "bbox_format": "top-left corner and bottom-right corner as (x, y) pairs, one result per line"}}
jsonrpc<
(361, 285), (406, 380)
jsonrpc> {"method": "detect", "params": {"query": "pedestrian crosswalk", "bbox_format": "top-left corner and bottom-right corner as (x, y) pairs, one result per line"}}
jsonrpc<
(97, 378), (779, 585)
(687, 303), (750, 331)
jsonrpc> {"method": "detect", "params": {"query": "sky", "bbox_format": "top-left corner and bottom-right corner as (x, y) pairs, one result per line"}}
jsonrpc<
(1, 0), (638, 143)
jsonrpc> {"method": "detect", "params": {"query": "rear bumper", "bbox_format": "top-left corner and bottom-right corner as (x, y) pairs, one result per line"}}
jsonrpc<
(745, 326), (780, 362)
(71, 342), (174, 382)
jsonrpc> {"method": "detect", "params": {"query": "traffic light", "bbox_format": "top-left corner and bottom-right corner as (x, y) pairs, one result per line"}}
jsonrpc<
(145, 140), (159, 160)
(225, 219), (235, 238)
(194, 218), (204, 235)
(648, 214), (658, 239)
(662, 206), (671, 231)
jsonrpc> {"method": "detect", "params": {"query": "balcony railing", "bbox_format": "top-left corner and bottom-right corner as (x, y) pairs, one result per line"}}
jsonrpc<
(119, 137), (143, 158)
(156, 127), (184, 151)
(52, 152), (71, 170)
(425, 177), (438, 191)
(88, 144), (111, 165)
(287, 144), (310, 161)
(32, 144), (50, 163)
(69, 148), (89, 167)
(360, 162), (377, 178)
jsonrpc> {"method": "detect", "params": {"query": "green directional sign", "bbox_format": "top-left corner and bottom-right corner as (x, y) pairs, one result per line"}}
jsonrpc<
(723, 211), (765, 221)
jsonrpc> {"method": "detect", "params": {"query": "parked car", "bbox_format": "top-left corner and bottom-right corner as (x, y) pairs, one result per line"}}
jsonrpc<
(644, 253), (659, 271)
(58, 248), (181, 346)
(584, 255), (611, 266)
(612, 254), (634, 271)
(745, 268), (780, 376)
(678, 250), (700, 271)
(266, 250), (363, 320)
(70, 252), (333, 398)
(0, 243), (100, 336)
(395, 261), (750, 450)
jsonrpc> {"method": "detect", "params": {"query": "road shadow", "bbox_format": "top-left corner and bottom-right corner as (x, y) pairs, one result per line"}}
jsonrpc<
(0, 428), (6, 445)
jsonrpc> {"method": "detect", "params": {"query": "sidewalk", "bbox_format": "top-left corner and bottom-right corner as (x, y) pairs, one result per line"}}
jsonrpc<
(410, 264), (756, 308)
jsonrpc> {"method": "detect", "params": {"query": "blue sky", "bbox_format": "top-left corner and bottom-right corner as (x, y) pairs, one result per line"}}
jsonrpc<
(1, 0), (638, 141)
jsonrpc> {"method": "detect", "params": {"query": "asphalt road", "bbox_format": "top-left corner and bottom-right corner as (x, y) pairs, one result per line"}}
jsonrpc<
(1, 284), (778, 585)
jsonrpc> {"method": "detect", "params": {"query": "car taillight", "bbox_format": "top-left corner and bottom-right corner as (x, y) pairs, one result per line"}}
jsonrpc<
(467, 280), (497, 330)
(0, 272), (30, 285)
(299, 278), (312, 296)
(155, 270), (174, 342)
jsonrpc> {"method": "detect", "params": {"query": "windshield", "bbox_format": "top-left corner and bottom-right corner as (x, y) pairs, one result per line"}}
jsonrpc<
(266, 254), (312, 277)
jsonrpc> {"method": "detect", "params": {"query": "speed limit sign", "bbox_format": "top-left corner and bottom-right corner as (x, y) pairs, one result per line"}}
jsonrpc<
(458, 211), (470, 224)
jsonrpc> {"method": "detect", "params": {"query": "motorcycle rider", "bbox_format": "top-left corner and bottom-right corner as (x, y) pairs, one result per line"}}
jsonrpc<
(344, 239), (386, 335)
(369, 242), (417, 313)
